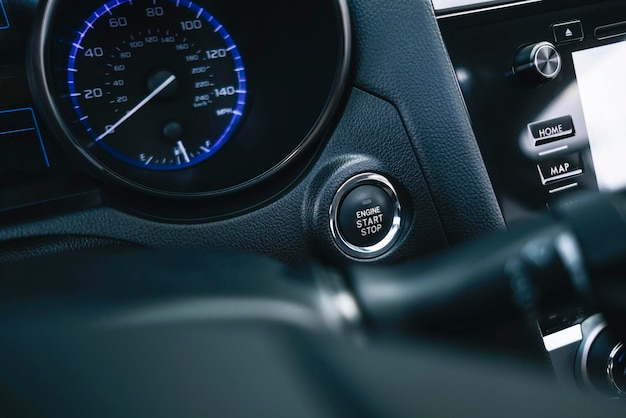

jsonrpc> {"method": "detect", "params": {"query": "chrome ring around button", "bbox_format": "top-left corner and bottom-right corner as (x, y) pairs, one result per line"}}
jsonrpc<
(607, 342), (626, 396)
(329, 173), (402, 259)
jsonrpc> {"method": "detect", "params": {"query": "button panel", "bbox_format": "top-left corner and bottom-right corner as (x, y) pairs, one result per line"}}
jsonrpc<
(529, 116), (575, 146)
(537, 153), (583, 185)
(552, 20), (584, 44)
(437, 0), (622, 225)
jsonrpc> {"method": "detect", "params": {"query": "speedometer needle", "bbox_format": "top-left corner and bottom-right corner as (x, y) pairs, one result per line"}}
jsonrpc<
(96, 74), (177, 142)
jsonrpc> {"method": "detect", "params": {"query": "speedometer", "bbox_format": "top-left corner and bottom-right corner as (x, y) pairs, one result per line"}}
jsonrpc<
(68, 0), (246, 170)
(32, 0), (350, 203)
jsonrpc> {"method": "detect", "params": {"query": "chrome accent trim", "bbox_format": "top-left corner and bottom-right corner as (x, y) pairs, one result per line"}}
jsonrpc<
(432, 0), (507, 10)
(435, 0), (541, 19)
(607, 342), (626, 396)
(532, 42), (562, 79)
(538, 145), (568, 156)
(543, 324), (583, 352)
(329, 173), (402, 259)
(549, 182), (578, 194)
(595, 22), (626, 41)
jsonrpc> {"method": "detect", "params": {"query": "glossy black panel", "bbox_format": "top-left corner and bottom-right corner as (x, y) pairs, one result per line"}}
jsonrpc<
(439, 0), (626, 223)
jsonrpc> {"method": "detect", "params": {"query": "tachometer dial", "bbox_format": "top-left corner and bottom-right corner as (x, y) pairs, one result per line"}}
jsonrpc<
(67, 0), (246, 170)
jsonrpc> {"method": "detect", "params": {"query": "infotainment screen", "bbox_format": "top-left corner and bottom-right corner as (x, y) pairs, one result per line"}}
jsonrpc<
(573, 41), (626, 191)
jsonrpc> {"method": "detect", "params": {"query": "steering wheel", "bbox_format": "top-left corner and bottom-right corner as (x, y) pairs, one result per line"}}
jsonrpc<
(2, 191), (626, 417)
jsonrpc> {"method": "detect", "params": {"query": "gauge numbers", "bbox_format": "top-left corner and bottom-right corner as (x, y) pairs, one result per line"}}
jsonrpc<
(67, 0), (247, 170)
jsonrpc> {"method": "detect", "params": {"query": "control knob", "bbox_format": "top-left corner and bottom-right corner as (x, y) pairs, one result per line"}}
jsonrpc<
(513, 41), (562, 83)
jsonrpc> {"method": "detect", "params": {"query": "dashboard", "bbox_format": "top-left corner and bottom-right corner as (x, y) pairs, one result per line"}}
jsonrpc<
(2, 0), (491, 266)
(3, 0), (626, 411)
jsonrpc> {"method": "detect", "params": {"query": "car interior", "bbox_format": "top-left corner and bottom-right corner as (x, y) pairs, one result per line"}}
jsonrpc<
(2, 0), (626, 416)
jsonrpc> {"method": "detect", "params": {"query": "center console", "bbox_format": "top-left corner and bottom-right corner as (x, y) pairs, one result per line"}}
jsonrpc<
(437, 0), (626, 396)
(438, 0), (626, 220)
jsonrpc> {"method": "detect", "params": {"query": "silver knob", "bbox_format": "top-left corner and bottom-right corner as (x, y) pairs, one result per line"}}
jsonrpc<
(513, 41), (562, 83)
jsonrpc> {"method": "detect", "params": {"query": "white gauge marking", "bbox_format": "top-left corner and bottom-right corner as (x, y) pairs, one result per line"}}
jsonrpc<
(96, 74), (177, 142)
(175, 140), (190, 163)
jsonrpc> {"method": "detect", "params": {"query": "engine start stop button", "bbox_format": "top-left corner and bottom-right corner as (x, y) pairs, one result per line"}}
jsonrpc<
(338, 185), (394, 247)
(330, 173), (402, 259)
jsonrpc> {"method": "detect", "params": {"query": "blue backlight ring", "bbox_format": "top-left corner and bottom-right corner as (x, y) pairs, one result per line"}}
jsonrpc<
(67, 0), (247, 171)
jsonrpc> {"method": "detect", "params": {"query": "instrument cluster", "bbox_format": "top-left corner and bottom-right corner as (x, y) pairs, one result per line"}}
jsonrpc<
(1, 0), (350, 221)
